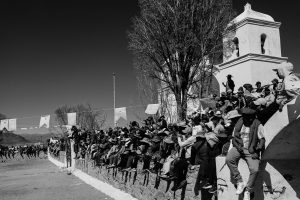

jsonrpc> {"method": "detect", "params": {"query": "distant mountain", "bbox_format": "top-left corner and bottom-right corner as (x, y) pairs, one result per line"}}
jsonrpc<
(18, 133), (61, 143)
(0, 131), (29, 145)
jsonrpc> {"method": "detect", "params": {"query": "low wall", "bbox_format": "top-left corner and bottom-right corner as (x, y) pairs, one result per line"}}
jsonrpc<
(74, 156), (208, 200)
(48, 150), (67, 168)
(50, 151), (67, 164)
(48, 151), (300, 200)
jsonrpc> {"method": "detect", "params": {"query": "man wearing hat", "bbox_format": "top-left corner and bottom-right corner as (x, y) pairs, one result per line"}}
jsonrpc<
(226, 108), (265, 200)
(273, 62), (300, 109)
(222, 74), (235, 93)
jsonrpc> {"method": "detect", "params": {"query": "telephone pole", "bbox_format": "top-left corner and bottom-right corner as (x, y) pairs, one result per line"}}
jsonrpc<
(113, 73), (116, 127)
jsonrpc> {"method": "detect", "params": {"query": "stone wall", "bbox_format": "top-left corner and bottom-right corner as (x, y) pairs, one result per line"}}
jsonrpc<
(50, 151), (67, 164)
(74, 157), (215, 200)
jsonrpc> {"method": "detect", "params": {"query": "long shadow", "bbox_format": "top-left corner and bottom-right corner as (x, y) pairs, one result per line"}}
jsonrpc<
(261, 97), (300, 199)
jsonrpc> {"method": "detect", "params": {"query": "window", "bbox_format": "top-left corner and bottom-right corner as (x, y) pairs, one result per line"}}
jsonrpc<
(261, 34), (267, 54)
(232, 37), (239, 57)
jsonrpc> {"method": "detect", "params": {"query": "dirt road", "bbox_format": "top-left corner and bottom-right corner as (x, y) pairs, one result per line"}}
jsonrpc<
(0, 157), (113, 200)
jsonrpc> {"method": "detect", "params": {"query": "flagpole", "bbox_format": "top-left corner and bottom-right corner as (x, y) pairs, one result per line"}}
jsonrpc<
(113, 73), (116, 128)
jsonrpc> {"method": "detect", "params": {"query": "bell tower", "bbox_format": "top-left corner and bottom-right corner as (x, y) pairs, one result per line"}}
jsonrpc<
(216, 3), (288, 93)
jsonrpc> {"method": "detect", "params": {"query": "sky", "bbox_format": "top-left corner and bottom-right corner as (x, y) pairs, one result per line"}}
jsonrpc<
(0, 0), (299, 133)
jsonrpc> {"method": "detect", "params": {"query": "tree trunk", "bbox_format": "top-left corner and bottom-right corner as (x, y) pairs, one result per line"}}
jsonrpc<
(176, 89), (188, 121)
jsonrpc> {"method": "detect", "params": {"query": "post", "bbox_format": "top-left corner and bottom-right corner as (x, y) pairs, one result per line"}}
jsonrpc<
(113, 73), (116, 127)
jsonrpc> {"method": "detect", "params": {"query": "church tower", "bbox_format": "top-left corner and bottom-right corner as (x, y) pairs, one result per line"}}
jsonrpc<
(216, 3), (288, 92)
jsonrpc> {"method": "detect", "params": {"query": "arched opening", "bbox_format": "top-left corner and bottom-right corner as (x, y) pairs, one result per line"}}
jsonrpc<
(232, 37), (239, 57)
(261, 34), (267, 54)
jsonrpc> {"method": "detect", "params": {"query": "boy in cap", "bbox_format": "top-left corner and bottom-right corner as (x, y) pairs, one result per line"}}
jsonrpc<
(226, 108), (265, 200)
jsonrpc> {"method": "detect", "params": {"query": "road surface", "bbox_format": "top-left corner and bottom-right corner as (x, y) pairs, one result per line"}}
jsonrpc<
(0, 156), (114, 200)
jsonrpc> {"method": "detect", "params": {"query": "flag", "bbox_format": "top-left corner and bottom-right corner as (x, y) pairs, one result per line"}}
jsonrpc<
(115, 107), (127, 123)
(8, 119), (17, 131)
(145, 104), (160, 115)
(0, 119), (9, 131)
(39, 115), (50, 128)
(67, 113), (76, 126)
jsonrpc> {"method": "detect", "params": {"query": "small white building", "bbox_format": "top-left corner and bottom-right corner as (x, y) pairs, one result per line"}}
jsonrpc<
(215, 3), (288, 93)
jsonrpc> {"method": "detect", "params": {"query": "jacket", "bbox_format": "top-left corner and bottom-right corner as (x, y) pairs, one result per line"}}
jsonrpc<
(190, 138), (208, 165)
(232, 118), (265, 159)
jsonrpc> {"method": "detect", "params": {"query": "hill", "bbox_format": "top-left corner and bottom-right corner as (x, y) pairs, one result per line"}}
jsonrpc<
(0, 131), (29, 145)
(18, 133), (61, 143)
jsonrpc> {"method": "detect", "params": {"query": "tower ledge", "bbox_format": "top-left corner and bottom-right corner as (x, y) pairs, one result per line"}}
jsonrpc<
(218, 53), (288, 70)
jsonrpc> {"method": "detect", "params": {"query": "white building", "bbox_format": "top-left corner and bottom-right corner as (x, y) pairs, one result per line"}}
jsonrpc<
(215, 3), (288, 93)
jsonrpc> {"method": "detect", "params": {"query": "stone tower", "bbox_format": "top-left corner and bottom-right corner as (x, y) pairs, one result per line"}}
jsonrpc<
(215, 3), (288, 93)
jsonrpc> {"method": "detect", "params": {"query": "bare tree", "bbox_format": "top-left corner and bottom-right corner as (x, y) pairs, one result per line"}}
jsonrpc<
(128, 0), (235, 120)
(54, 104), (106, 131)
(0, 113), (6, 121)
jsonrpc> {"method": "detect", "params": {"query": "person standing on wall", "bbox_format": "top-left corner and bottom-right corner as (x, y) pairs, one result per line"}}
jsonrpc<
(222, 74), (235, 93)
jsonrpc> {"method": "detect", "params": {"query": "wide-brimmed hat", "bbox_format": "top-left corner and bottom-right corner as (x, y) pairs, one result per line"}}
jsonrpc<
(243, 83), (253, 89)
(241, 107), (256, 115)
(151, 135), (161, 143)
(140, 137), (152, 146)
(177, 121), (186, 127)
(253, 98), (267, 106)
(164, 136), (175, 144)
(226, 110), (241, 119)
(157, 128), (169, 136)
(181, 126), (192, 135)
(215, 110), (223, 118)
(194, 126), (206, 138)
(271, 78), (279, 83)
(273, 62), (294, 72)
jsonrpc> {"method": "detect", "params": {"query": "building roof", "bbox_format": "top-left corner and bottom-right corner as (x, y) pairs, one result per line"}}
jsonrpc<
(232, 3), (275, 24)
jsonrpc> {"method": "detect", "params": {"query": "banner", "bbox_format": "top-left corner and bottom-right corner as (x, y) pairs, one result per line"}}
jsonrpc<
(145, 104), (160, 115)
(115, 107), (127, 122)
(39, 115), (50, 128)
(0, 119), (9, 131)
(8, 119), (17, 131)
(67, 113), (77, 126)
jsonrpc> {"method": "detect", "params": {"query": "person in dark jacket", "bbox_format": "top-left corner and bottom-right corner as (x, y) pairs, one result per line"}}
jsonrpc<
(190, 126), (210, 196)
(225, 108), (265, 200)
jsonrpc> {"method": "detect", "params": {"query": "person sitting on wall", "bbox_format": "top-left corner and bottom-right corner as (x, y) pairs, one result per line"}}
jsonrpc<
(255, 81), (263, 93)
(226, 108), (265, 200)
(273, 62), (300, 111)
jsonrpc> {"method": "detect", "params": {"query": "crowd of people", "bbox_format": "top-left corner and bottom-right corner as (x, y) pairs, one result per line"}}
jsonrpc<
(0, 144), (47, 161)
(50, 62), (299, 200)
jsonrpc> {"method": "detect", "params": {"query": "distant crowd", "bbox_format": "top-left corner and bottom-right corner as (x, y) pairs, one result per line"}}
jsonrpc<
(49, 62), (299, 200)
(0, 144), (47, 161)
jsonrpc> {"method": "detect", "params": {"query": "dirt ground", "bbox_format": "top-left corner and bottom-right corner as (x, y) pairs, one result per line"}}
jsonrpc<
(0, 156), (114, 200)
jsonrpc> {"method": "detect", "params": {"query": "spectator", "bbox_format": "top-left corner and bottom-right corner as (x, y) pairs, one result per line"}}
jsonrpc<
(226, 108), (265, 200)
(255, 81), (263, 93)
(222, 74), (235, 93)
(263, 88), (275, 107)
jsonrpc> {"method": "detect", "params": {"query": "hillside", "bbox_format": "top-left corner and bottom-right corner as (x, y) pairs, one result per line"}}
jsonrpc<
(18, 133), (61, 143)
(0, 131), (29, 145)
